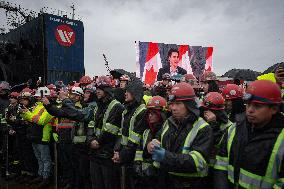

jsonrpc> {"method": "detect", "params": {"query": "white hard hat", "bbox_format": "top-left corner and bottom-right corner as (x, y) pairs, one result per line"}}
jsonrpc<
(71, 86), (84, 96)
(34, 87), (50, 97)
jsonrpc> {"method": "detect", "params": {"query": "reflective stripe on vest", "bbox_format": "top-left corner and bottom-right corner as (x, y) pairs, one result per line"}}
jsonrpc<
(214, 155), (229, 171)
(134, 129), (151, 162)
(73, 136), (87, 143)
(134, 150), (143, 161)
(128, 104), (146, 145)
(31, 108), (45, 123)
(57, 119), (75, 129)
(228, 165), (234, 184)
(273, 178), (284, 189)
(225, 124), (284, 188)
(159, 117), (210, 177)
(214, 121), (234, 169)
(101, 100), (121, 135)
(89, 100), (120, 138)
(94, 100), (120, 137)
(226, 124), (236, 183)
(143, 129), (151, 149)
(160, 120), (169, 146)
(120, 109), (128, 145)
(73, 121), (86, 143)
(220, 120), (233, 131)
(87, 106), (98, 128)
(237, 128), (284, 189)
(227, 124), (236, 161)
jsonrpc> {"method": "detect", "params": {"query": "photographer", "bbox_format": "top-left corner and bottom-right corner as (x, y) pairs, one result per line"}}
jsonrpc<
(20, 87), (55, 188)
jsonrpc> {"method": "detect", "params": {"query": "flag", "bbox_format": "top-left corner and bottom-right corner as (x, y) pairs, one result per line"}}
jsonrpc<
(205, 47), (213, 71)
(136, 42), (213, 84)
(178, 45), (193, 74)
(142, 42), (162, 85)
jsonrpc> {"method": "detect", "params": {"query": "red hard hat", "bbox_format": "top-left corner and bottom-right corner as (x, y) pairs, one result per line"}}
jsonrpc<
(0, 81), (10, 90)
(9, 92), (20, 98)
(19, 88), (33, 98)
(169, 82), (195, 101)
(202, 92), (225, 110)
(84, 84), (96, 93)
(79, 76), (92, 85)
(49, 90), (58, 98)
(200, 71), (218, 82)
(120, 74), (131, 81)
(222, 84), (243, 100)
(74, 82), (80, 87)
(147, 96), (167, 110)
(47, 84), (56, 90)
(244, 80), (282, 104)
(97, 76), (111, 87)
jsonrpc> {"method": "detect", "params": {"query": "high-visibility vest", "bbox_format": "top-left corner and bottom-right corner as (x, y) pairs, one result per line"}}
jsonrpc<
(134, 128), (151, 162)
(216, 120), (234, 147)
(209, 120), (234, 166)
(73, 122), (86, 143)
(127, 104), (146, 145)
(119, 109), (128, 146)
(220, 120), (233, 131)
(134, 128), (156, 172)
(154, 117), (210, 177)
(88, 100), (121, 138)
(120, 104), (146, 146)
(215, 124), (284, 189)
(57, 119), (76, 129)
(21, 102), (53, 126)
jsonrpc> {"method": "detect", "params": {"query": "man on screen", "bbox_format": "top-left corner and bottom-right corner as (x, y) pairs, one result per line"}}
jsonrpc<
(157, 48), (187, 81)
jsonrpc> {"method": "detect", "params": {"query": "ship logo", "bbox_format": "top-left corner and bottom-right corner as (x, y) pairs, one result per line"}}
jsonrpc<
(55, 25), (76, 47)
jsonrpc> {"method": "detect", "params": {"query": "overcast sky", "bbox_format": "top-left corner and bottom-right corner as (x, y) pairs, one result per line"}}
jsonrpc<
(1, 0), (284, 76)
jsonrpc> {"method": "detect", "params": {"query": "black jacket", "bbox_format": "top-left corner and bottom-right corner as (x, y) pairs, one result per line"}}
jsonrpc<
(44, 99), (88, 121)
(117, 101), (147, 164)
(214, 112), (284, 189)
(0, 96), (9, 116)
(44, 99), (84, 143)
(158, 115), (213, 189)
(157, 65), (187, 81)
(86, 97), (124, 161)
(5, 104), (23, 130)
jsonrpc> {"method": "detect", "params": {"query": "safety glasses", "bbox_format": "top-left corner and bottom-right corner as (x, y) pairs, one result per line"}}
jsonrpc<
(168, 95), (195, 102)
(243, 93), (275, 104)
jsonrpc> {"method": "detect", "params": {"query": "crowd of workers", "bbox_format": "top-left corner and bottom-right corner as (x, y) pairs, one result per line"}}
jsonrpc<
(0, 49), (284, 189)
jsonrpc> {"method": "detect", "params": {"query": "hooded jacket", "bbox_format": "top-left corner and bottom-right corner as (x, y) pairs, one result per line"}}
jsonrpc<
(116, 101), (147, 164)
(87, 96), (124, 161)
(156, 114), (213, 189)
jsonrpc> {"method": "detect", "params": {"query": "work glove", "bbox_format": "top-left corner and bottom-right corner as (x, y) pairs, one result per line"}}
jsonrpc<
(152, 146), (165, 162)
(53, 133), (59, 142)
